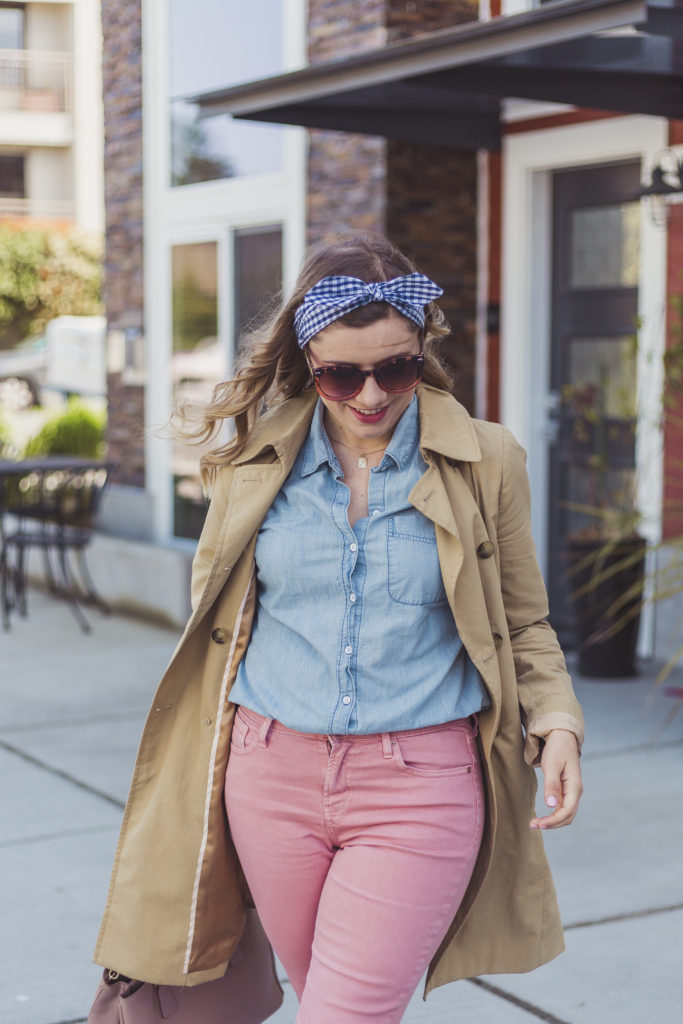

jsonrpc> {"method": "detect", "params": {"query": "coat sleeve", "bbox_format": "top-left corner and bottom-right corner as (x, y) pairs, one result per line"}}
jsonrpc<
(497, 427), (584, 765)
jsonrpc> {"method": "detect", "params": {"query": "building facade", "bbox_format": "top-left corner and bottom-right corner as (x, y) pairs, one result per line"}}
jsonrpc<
(99, 0), (683, 658)
(0, 0), (103, 231)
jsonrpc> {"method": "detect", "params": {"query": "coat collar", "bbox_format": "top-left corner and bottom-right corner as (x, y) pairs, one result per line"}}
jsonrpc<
(230, 384), (481, 470)
(415, 385), (481, 464)
(231, 391), (318, 469)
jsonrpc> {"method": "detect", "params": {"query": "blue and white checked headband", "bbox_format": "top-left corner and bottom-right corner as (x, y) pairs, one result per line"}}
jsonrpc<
(293, 273), (443, 348)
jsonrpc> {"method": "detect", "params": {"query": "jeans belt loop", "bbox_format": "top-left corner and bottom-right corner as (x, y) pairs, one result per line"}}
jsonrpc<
(381, 733), (393, 759)
(257, 716), (274, 747)
(470, 713), (479, 738)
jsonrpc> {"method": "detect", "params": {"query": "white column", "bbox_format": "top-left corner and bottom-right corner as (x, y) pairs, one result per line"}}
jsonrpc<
(71, 0), (104, 233)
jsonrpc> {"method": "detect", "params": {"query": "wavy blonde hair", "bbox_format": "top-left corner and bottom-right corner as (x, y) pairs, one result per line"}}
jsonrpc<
(176, 233), (453, 484)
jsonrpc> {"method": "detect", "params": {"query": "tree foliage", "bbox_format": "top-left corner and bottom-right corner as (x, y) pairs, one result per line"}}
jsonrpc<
(0, 222), (103, 348)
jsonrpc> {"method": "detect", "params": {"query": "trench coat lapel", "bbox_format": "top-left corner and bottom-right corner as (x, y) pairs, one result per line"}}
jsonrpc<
(189, 393), (318, 627)
(410, 388), (502, 709)
(410, 384), (482, 597)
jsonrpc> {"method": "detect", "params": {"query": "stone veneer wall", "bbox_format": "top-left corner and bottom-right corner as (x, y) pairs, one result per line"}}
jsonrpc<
(306, 0), (388, 247)
(101, 0), (145, 488)
(306, 0), (480, 411)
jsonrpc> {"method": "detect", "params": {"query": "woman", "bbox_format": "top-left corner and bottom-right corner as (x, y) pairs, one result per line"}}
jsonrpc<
(93, 234), (584, 1022)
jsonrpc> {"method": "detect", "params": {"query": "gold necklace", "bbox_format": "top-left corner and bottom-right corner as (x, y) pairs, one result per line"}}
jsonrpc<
(333, 438), (386, 469)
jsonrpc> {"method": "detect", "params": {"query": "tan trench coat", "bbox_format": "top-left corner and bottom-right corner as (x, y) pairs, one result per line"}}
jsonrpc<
(94, 384), (584, 999)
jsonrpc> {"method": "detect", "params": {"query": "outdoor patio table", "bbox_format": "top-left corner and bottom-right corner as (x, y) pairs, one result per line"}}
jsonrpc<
(0, 456), (116, 632)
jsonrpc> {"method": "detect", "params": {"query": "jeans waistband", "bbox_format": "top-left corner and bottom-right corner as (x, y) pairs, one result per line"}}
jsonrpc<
(234, 705), (479, 747)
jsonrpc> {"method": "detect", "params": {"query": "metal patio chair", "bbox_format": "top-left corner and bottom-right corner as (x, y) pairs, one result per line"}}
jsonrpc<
(0, 459), (115, 633)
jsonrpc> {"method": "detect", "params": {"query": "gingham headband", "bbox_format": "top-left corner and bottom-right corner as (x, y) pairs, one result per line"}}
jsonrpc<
(293, 273), (443, 348)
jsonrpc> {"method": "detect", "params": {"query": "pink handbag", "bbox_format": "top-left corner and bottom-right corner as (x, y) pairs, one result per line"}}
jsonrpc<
(87, 910), (284, 1024)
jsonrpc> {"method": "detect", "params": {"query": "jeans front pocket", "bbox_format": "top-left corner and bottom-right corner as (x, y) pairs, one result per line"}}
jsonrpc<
(386, 513), (447, 606)
(229, 706), (262, 755)
(392, 723), (477, 778)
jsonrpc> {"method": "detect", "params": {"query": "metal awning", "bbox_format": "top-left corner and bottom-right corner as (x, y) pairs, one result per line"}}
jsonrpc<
(189, 0), (683, 151)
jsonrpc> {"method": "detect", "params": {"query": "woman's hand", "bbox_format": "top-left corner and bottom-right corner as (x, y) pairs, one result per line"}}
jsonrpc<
(530, 728), (583, 830)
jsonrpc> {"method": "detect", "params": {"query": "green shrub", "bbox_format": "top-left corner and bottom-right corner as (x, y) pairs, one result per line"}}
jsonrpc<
(23, 399), (106, 458)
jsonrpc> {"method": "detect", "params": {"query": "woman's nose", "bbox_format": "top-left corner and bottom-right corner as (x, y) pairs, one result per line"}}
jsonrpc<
(355, 372), (387, 407)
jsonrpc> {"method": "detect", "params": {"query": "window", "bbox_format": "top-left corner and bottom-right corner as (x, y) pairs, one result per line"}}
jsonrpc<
(168, 0), (284, 186)
(0, 154), (24, 196)
(170, 227), (284, 539)
(568, 202), (640, 290)
(0, 4), (24, 50)
(233, 226), (283, 340)
(171, 241), (220, 540)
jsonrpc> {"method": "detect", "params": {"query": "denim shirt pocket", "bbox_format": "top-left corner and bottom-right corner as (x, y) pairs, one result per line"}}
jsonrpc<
(386, 511), (447, 606)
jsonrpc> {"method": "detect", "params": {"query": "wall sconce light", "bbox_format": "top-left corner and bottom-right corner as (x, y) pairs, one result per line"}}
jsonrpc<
(637, 149), (683, 227)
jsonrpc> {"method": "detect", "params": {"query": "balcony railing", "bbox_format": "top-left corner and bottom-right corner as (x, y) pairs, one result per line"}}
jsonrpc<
(0, 49), (71, 114)
(0, 197), (75, 222)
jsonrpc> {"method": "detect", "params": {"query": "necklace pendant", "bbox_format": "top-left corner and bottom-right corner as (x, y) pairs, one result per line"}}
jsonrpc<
(357, 455), (368, 469)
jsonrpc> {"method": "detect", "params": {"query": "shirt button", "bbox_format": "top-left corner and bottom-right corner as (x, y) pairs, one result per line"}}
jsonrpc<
(342, 696), (351, 705)
(372, 509), (380, 517)
(350, 543), (357, 552)
(349, 594), (356, 603)
(345, 644), (353, 655)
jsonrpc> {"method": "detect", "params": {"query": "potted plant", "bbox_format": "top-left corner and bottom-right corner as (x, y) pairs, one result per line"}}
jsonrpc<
(563, 357), (646, 677)
(563, 316), (683, 678)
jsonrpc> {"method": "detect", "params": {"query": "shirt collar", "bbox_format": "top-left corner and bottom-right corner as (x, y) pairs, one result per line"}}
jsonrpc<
(300, 396), (419, 477)
(300, 401), (340, 477)
(380, 395), (419, 471)
(231, 383), (481, 472)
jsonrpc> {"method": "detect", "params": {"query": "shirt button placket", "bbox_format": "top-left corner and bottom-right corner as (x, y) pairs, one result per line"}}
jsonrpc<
(341, 534), (359, 728)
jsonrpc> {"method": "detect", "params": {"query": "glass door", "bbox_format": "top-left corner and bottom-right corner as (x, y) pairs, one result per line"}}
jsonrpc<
(547, 161), (641, 640)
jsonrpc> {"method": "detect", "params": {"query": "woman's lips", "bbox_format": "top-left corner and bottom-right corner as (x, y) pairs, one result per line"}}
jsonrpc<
(348, 405), (388, 424)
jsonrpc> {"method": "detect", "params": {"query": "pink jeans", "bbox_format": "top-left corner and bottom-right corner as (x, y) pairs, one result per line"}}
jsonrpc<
(224, 707), (484, 1023)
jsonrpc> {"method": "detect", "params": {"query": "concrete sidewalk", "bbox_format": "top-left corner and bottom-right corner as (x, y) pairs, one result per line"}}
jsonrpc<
(1, 591), (682, 1024)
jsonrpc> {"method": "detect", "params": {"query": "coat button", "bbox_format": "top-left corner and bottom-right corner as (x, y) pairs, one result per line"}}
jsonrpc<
(492, 632), (503, 650)
(211, 628), (228, 644)
(477, 540), (495, 558)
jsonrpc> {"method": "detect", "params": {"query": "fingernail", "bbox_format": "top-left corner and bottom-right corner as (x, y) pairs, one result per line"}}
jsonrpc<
(546, 796), (557, 807)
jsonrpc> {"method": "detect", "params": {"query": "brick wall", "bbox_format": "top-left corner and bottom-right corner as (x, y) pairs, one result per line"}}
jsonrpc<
(386, 142), (478, 409)
(663, 190), (683, 540)
(101, 0), (145, 488)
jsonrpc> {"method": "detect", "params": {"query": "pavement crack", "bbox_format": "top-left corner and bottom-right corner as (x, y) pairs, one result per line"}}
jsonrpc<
(564, 901), (683, 930)
(0, 738), (125, 810)
(0, 708), (148, 734)
(467, 978), (572, 1023)
(0, 824), (118, 849)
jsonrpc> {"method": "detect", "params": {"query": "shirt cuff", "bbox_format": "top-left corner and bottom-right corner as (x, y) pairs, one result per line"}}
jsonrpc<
(524, 712), (585, 766)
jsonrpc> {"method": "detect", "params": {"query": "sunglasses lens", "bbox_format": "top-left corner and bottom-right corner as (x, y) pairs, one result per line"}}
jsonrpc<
(315, 365), (364, 400)
(312, 354), (424, 400)
(375, 356), (423, 393)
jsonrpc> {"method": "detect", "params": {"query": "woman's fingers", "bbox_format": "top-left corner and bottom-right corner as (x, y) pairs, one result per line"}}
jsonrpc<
(530, 729), (583, 830)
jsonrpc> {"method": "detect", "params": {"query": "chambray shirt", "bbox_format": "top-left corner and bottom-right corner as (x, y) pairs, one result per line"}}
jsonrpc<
(231, 397), (488, 734)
